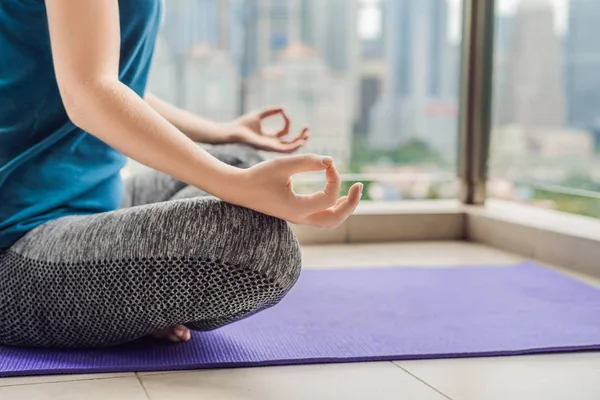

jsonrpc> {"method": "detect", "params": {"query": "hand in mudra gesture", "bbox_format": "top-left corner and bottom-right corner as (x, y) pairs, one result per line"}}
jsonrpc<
(227, 107), (310, 154)
(235, 154), (362, 228)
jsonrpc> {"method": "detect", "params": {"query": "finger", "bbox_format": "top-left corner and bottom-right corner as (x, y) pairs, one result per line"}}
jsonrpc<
(260, 107), (291, 138)
(304, 183), (363, 228)
(335, 196), (348, 207)
(290, 126), (310, 141)
(342, 182), (363, 210)
(271, 128), (308, 153)
(259, 106), (285, 119)
(323, 161), (342, 198)
(276, 153), (333, 175)
(297, 163), (342, 213)
(274, 140), (306, 154)
(276, 109), (291, 138)
(301, 127), (310, 140)
(277, 126), (308, 145)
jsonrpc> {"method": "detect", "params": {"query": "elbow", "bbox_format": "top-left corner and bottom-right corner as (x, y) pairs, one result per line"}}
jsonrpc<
(59, 82), (91, 130)
(58, 77), (113, 131)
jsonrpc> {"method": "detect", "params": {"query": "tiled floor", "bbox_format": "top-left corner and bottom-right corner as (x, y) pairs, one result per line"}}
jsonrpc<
(2, 241), (600, 399)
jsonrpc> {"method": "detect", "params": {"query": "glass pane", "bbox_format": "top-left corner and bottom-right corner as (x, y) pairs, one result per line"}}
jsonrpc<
(134, 0), (464, 201)
(490, 0), (600, 217)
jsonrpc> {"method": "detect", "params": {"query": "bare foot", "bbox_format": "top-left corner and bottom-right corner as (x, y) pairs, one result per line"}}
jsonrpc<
(151, 325), (191, 343)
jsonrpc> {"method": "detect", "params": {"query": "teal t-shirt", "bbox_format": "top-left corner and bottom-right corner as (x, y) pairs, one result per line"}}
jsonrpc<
(0, 0), (161, 248)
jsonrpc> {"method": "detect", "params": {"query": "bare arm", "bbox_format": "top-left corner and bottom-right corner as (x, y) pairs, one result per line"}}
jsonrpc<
(145, 92), (310, 152)
(46, 0), (238, 200)
(46, 0), (361, 228)
(145, 92), (234, 144)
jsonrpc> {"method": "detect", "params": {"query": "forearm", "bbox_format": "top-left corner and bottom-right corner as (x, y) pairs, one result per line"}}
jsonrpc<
(66, 78), (242, 200)
(145, 92), (236, 144)
(45, 0), (245, 206)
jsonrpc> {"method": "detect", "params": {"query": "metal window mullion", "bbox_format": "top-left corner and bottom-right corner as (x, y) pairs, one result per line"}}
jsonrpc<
(457, 0), (496, 205)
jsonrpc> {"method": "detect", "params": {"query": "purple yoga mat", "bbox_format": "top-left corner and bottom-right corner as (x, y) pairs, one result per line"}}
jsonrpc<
(2, 263), (600, 377)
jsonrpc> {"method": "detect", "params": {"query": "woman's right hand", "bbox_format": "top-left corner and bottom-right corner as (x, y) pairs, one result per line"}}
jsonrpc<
(231, 155), (363, 229)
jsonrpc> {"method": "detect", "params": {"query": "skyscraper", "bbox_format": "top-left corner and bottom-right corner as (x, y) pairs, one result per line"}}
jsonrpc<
(184, 44), (240, 122)
(241, 0), (292, 79)
(565, 0), (600, 130)
(241, 0), (359, 76)
(155, 0), (221, 106)
(369, 0), (457, 153)
(299, 0), (360, 118)
(146, 37), (177, 105)
(493, 14), (516, 126)
(500, 0), (565, 130)
(300, 0), (360, 73)
(161, 0), (220, 57)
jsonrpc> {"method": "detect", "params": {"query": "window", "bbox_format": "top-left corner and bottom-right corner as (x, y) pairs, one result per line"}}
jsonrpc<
(489, 0), (600, 217)
(140, 0), (464, 201)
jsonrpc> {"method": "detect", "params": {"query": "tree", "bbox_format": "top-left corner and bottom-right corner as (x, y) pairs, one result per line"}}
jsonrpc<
(349, 138), (444, 173)
(561, 171), (600, 192)
(390, 139), (442, 165)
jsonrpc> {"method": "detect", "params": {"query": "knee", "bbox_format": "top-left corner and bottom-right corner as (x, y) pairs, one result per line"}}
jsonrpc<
(174, 199), (302, 291)
(241, 213), (302, 294)
(251, 215), (302, 293)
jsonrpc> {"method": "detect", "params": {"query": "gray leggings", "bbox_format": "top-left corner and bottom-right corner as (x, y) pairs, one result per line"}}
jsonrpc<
(0, 145), (301, 348)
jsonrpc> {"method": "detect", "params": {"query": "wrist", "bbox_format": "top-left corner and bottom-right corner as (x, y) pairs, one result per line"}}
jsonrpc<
(202, 162), (250, 205)
(217, 122), (243, 144)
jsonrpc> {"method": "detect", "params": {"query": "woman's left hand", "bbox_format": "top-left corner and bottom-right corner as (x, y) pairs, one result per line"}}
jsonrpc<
(226, 107), (310, 153)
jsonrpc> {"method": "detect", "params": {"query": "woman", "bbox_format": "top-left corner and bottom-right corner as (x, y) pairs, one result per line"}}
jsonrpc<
(0, 0), (362, 348)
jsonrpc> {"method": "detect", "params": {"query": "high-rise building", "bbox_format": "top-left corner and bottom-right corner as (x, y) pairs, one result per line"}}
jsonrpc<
(500, 0), (565, 130)
(493, 14), (516, 126)
(299, 0), (361, 120)
(442, 41), (460, 99)
(154, 0), (221, 106)
(184, 44), (241, 123)
(161, 0), (220, 57)
(359, 0), (385, 61)
(241, 0), (359, 76)
(356, 0), (385, 135)
(565, 0), (600, 130)
(146, 37), (177, 105)
(300, 0), (360, 73)
(241, 0), (292, 79)
(356, 71), (384, 136)
(369, 0), (458, 154)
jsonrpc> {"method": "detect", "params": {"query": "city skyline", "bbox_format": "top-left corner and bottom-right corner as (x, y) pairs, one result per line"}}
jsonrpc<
(147, 0), (600, 163)
(368, 0), (459, 154)
(139, 0), (600, 206)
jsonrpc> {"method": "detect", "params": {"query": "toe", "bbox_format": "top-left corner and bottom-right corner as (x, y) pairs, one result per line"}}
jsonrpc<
(174, 325), (191, 341)
(151, 325), (191, 343)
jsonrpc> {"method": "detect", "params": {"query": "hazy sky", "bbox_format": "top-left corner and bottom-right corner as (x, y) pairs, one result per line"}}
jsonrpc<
(359, 0), (569, 42)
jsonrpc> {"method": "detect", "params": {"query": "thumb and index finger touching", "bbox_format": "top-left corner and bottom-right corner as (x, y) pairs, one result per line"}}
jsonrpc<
(275, 154), (342, 214)
(259, 107), (291, 138)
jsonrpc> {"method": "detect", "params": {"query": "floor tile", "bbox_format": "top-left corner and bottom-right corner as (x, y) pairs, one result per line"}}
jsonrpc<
(139, 362), (448, 400)
(396, 352), (600, 400)
(0, 372), (134, 387)
(0, 376), (148, 400)
(367, 241), (523, 266)
(301, 241), (524, 269)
